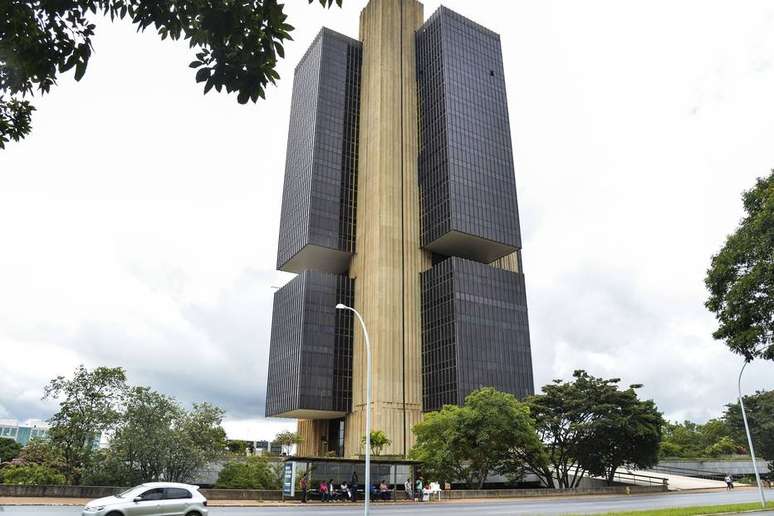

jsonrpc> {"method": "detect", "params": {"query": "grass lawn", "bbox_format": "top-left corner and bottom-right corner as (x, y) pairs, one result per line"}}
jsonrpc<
(587, 501), (774, 516)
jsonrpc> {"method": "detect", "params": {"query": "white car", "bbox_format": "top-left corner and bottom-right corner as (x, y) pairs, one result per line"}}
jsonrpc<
(82, 482), (208, 516)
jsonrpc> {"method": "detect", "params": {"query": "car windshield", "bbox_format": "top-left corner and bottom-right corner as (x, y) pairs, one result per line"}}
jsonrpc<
(116, 487), (139, 498)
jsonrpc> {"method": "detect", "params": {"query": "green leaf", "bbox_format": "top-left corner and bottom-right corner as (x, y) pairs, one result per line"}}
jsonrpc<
(74, 62), (87, 81)
(195, 68), (210, 83)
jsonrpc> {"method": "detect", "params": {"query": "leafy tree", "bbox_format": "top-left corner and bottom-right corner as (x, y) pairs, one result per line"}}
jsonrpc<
(0, 437), (22, 463)
(361, 430), (391, 456)
(80, 448), (132, 487)
(705, 436), (743, 457)
(181, 402), (228, 462)
(1, 463), (67, 485)
(724, 390), (774, 471)
(274, 431), (303, 456)
(215, 456), (281, 489)
(577, 385), (664, 485)
(410, 405), (467, 485)
(525, 370), (664, 488)
(523, 371), (606, 488)
(2, 439), (67, 485)
(411, 387), (542, 489)
(227, 440), (249, 455)
(705, 171), (773, 361)
(13, 439), (66, 472)
(660, 419), (744, 459)
(0, 0), (342, 149)
(43, 365), (128, 484)
(106, 386), (227, 484)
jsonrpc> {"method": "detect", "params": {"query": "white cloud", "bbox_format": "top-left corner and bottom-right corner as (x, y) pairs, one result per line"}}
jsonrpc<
(1, 0), (773, 438)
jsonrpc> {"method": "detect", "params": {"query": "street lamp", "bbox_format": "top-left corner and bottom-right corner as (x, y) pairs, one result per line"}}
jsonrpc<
(336, 303), (372, 516)
(737, 344), (773, 509)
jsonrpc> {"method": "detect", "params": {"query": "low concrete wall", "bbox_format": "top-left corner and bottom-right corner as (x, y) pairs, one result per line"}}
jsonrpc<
(0, 485), (122, 498)
(440, 485), (667, 499)
(0, 485), (283, 501)
(199, 489), (282, 501)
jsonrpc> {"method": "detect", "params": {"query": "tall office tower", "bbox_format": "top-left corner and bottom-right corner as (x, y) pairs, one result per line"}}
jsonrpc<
(265, 0), (533, 458)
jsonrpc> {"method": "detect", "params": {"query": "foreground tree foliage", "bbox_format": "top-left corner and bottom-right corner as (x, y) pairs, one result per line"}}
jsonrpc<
(0, 437), (22, 463)
(43, 365), (128, 484)
(83, 387), (227, 485)
(1, 439), (67, 485)
(215, 456), (281, 489)
(0, 0), (342, 148)
(705, 171), (774, 361)
(525, 370), (663, 488)
(411, 387), (543, 489)
(33, 365), (228, 486)
(1, 463), (67, 485)
(578, 384), (664, 485)
(724, 390), (774, 472)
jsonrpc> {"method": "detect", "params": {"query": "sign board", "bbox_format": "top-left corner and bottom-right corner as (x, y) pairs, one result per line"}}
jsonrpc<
(282, 461), (296, 498)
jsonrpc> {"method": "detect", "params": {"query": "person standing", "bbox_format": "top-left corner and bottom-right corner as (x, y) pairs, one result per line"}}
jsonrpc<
(415, 477), (423, 502)
(351, 470), (359, 502)
(724, 474), (734, 490)
(404, 478), (412, 500)
(319, 479), (329, 502)
(300, 474), (308, 503)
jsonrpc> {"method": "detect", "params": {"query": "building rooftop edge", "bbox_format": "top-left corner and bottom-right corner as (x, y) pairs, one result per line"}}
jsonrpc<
(420, 5), (501, 39)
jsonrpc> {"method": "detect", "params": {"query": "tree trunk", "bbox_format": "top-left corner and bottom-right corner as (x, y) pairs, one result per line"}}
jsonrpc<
(607, 468), (615, 486)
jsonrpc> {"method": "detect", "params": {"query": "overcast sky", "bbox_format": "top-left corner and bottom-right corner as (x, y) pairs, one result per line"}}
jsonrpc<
(1, 0), (773, 441)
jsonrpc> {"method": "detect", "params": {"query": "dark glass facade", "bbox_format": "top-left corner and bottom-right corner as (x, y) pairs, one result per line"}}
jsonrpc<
(265, 271), (354, 418)
(276, 28), (362, 274)
(421, 257), (533, 412)
(417, 7), (522, 263)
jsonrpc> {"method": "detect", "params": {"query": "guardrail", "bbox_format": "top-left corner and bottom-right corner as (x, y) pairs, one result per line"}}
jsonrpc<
(611, 471), (669, 488)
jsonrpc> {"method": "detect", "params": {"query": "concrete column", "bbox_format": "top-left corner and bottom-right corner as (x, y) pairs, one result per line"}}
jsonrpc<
(345, 0), (429, 458)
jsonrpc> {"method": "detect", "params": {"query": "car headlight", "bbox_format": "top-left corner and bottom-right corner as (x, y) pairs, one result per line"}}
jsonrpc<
(85, 506), (105, 512)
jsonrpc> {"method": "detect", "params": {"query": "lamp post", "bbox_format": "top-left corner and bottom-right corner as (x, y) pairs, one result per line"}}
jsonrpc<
(336, 303), (371, 516)
(737, 344), (772, 509)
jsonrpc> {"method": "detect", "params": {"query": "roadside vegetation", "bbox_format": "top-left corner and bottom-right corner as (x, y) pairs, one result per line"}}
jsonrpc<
(590, 500), (774, 515)
(0, 365), (227, 486)
(215, 456), (282, 490)
(411, 372), (665, 489)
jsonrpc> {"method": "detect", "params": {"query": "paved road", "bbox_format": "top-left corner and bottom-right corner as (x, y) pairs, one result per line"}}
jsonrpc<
(1, 489), (773, 515)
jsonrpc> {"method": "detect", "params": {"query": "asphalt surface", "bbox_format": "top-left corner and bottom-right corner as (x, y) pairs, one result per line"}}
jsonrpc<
(1, 489), (773, 515)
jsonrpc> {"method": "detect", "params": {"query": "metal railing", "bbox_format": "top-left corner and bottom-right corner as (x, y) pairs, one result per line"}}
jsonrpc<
(611, 471), (669, 488)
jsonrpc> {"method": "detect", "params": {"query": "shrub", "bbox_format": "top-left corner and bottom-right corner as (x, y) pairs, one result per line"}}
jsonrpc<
(1, 464), (67, 485)
(215, 456), (281, 489)
(0, 438), (22, 463)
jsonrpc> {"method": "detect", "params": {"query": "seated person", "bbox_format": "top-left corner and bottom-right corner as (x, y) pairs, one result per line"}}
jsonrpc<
(341, 481), (351, 500)
(319, 480), (329, 502)
(379, 480), (391, 500)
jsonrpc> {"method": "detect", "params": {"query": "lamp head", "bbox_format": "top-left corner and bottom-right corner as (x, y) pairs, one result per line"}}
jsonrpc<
(335, 304), (347, 310)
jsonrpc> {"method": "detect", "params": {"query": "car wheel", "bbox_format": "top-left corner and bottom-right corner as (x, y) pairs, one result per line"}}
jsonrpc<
(105, 512), (123, 516)
(185, 512), (202, 516)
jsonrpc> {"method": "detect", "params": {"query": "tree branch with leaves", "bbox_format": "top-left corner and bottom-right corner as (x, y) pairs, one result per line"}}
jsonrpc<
(0, 0), (343, 148)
